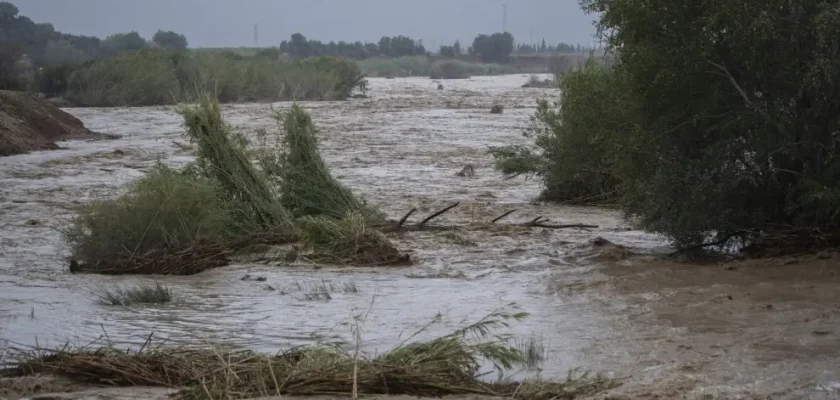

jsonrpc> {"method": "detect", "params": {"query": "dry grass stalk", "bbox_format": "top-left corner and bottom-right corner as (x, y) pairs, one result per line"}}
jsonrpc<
(0, 310), (616, 399)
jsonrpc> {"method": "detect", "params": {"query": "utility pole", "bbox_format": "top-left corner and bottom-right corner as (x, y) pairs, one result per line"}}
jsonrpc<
(502, 3), (508, 33)
(254, 23), (258, 47)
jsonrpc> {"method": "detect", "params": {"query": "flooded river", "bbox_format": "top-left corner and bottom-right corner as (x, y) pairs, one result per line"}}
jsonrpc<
(1, 75), (839, 399)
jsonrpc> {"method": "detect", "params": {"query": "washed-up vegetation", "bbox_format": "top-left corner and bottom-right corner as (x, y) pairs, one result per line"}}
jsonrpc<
(65, 96), (404, 275)
(1, 309), (614, 399)
(492, 0), (840, 254)
(39, 49), (366, 106)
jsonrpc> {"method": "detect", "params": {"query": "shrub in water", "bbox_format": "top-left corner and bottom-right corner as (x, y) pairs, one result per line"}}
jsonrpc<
(64, 164), (234, 272)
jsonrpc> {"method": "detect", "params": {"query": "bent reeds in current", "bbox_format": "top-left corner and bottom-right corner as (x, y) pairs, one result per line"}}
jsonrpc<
(178, 98), (293, 234)
(275, 104), (383, 222)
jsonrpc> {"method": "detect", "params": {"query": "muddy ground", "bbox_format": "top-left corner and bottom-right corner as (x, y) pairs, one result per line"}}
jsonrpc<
(0, 90), (105, 157)
(0, 75), (838, 399)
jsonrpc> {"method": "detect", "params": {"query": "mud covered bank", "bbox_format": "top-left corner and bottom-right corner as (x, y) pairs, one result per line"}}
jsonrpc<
(0, 91), (108, 156)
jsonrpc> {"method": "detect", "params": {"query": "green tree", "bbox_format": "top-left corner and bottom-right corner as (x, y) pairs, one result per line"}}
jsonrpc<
(0, 1), (18, 20)
(472, 32), (514, 63)
(102, 32), (146, 54)
(579, 0), (840, 248)
(152, 30), (188, 50)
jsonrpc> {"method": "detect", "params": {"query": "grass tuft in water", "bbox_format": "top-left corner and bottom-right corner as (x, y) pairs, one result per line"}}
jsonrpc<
(96, 282), (172, 306)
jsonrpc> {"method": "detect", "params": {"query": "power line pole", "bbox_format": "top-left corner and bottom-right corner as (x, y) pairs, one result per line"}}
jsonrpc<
(502, 3), (508, 33)
(254, 23), (258, 47)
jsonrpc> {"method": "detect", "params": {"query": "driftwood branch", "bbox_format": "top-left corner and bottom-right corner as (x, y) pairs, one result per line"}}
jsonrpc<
(382, 204), (598, 232)
(418, 202), (460, 227)
(491, 209), (517, 223)
(397, 208), (417, 227)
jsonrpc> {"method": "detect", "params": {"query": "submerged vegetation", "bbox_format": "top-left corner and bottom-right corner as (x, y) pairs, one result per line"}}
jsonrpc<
(493, 0), (840, 253)
(96, 282), (172, 306)
(1, 309), (614, 399)
(65, 96), (404, 275)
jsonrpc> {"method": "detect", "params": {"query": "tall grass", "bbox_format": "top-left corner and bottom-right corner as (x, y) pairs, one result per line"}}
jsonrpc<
(61, 49), (366, 106)
(274, 105), (383, 221)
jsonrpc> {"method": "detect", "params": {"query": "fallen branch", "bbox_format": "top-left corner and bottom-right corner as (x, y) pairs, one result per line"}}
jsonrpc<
(396, 208), (417, 227)
(492, 209), (517, 223)
(418, 202), (460, 227)
(383, 205), (598, 232)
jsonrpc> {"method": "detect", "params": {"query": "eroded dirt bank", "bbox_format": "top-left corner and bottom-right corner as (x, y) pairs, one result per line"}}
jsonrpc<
(0, 91), (105, 156)
(0, 75), (838, 399)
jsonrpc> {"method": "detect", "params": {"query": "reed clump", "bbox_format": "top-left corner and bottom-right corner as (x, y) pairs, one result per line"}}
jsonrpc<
(1, 310), (615, 399)
(65, 96), (405, 275)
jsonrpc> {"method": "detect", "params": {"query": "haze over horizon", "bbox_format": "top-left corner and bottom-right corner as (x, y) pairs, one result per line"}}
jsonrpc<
(17, 0), (599, 49)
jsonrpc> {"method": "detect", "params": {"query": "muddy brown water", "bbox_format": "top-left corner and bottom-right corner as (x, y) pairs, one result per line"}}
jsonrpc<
(1, 75), (839, 400)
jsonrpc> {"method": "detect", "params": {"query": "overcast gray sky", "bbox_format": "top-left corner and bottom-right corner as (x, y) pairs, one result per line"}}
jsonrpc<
(17, 0), (598, 49)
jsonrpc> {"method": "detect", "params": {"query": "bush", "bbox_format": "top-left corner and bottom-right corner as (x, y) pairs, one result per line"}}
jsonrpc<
(429, 60), (472, 79)
(491, 60), (636, 204)
(66, 49), (180, 106)
(64, 164), (235, 272)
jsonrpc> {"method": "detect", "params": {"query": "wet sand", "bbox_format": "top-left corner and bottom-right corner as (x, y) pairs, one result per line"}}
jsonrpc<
(1, 75), (838, 399)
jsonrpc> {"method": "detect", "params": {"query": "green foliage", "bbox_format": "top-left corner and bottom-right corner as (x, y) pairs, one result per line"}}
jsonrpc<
(491, 61), (636, 205)
(0, 44), (26, 90)
(152, 30), (188, 51)
(429, 60), (472, 79)
(179, 98), (292, 233)
(0, 2), (18, 19)
(66, 48), (180, 106)
(64, 164), (235, 269)
(359, 56), (517, 78)
(274, 104), (383, 221)
(55, 49), (366, 106)
(472, 32), (515, 63)
(101, 32), (147, 54)
(96, 282), (172, 306)
(65, 97), (399, 273)
(278, 33), (425, 59)
(576, 0), (840, 248)
(36, 63), (74, 97)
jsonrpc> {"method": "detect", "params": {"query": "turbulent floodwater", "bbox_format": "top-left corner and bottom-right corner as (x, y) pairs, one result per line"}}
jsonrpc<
(1, 75), (839, 399)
